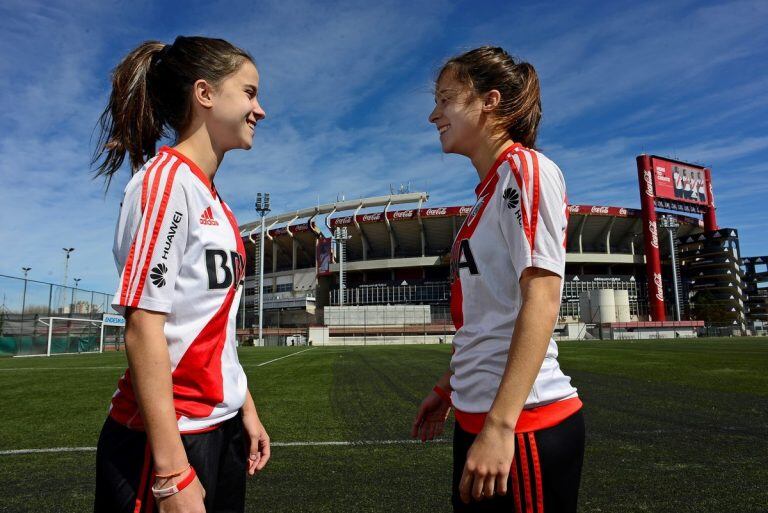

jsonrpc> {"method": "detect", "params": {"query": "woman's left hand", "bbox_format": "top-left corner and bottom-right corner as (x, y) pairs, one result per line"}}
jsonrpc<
(242, 410), (270, 475)
(459, 420), (516, 503)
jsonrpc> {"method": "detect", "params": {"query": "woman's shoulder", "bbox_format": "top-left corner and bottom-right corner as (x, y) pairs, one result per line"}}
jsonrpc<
(499, 145), (564, 184)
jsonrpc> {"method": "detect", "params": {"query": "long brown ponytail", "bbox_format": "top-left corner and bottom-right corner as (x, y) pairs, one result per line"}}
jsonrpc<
(438, 46), (542, 149)
(92, 36), (253, 188)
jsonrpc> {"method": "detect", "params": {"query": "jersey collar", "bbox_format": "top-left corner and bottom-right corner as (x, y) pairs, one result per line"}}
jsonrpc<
(474, 142), (521, 196)
(159, 146), (218, 200)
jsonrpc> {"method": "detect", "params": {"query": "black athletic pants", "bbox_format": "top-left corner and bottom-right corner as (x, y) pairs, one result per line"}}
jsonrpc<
(452, 410), (585, 513)
(94, 411), (247, 513)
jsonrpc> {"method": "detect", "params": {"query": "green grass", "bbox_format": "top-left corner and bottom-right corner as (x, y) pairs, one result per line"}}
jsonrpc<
(1, 338), (767, 512)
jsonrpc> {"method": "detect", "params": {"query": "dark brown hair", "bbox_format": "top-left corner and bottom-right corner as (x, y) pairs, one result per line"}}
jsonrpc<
(438, 46), (541, 148)
(93, 36), (253, 186)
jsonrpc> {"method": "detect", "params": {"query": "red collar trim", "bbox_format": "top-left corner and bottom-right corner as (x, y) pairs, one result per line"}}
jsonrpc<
(159, 146), (217, 199)
(474, 142), (521, 196)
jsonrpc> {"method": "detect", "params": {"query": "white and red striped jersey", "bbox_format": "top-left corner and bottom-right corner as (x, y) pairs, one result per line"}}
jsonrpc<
(109, 146), (248, 432)
(449, 144), (580, 432)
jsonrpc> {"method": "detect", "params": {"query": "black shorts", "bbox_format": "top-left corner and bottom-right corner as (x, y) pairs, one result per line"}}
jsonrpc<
(94, 411), (247, 513)
(452, 410), (585, 513)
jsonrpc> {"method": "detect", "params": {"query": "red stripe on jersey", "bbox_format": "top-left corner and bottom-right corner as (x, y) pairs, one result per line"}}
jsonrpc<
(526, 149), (541, 255)
(528, 432), (545, 513)
(129, 159), (182, 307)
(509, 152), (534, 252)
(120, 154), (169, 306)
(450, 279), (464, 330)
(221, 201), (246, 262)
(171, 284), (237, 419)
(450, 172), (499, 330)
(517, 433), (534, 513)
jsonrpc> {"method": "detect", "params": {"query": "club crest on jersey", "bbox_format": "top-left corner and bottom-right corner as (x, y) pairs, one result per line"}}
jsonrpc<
(466, 195), (487, 226)
(199, 206), (219, 226)
(150, 263), (168, 288)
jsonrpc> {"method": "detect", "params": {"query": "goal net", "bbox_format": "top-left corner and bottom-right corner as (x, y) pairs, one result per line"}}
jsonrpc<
(35, 317), (103, 356)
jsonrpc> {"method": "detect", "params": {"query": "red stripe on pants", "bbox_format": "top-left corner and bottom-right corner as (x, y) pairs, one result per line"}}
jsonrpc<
(528, 432), (545, 513)
(517, 433), (534, 513)
(133, 442), (152, 513)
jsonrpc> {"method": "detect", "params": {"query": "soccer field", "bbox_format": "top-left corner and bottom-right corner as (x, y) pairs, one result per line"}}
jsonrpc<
(1, 339), (767, 513)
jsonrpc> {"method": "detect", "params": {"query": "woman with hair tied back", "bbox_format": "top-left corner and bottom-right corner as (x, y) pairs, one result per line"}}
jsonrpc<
(92, 36), (269, 513)
(412, 46), (585, 512)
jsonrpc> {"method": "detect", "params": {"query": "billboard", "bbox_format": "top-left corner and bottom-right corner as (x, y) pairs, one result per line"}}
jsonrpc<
(650, 156), (708, 206)
(316, 237), (333, 276)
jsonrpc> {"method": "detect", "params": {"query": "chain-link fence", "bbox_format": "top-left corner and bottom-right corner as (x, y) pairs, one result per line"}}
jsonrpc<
(0, 274), (114, 356)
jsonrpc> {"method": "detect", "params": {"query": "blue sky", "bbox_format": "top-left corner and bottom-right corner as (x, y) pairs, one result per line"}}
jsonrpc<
(1, 0), (766, 296)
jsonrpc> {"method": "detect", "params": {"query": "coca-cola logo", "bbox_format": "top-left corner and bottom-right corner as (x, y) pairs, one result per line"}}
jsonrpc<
(568, 205), (580, 213)
(644, 170), (654, 197)
(392, 210), (414, 219)
(590, 206), (609, 214)
(708, 183), (714, 207)
(619, 208), (627, 216)
(458, 206), (472, 215)
(362, 213), (381, 222)
(653, 272), (664, 301)
(648, 220), (659, 248)
(426, 207), (448, 216)
(335, 216), (352, 225)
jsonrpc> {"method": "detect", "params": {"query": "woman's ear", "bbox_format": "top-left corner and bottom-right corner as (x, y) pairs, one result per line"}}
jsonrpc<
(482, 90), (501, 112)
(192, 79), (215, 109)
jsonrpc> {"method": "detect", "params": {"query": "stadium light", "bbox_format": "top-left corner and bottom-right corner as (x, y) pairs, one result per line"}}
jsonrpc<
(71, 278), (81, 315)
(61, 248), (75, 314)
(333, 227), (351, 306)
(255, 193), (271, 346)
(659, 216), (681, 321)
(20, 267), (31, 345)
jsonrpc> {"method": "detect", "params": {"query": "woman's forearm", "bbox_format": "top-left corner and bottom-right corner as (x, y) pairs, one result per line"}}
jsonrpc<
(486, 271), (562, 430)
(124, 309), (187, 474)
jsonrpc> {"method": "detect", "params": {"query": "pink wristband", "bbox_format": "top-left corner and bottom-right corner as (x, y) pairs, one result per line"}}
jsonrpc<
(432, 385), (452, 404)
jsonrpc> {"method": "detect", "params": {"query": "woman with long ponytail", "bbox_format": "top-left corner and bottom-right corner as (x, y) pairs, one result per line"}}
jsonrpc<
(413, 46), (585, 512)
(93, 36), (269, 513)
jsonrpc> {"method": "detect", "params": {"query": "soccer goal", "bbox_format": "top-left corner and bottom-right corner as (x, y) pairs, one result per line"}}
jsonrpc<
(36, 317), (104, 356)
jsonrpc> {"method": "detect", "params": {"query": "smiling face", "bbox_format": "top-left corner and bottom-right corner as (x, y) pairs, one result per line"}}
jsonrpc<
(428, 69), (486, 158)
(208, 59), (266, 152)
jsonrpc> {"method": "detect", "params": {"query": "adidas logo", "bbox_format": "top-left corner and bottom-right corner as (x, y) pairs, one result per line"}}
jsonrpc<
(200, 206), (219, 226)
(503, 188), (519, 209)
(150, 263), (168, 287)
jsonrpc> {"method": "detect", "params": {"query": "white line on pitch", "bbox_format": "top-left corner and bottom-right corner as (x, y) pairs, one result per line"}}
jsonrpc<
(0, 438), (449, 456)
(252, 347), (315, 367)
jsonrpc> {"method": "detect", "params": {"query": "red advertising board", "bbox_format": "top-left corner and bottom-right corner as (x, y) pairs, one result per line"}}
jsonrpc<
(650, 156), (708, 206)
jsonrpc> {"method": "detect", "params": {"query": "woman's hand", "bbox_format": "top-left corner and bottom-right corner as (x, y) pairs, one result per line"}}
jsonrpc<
(242, 409), (270, 475)
(156, 471), (206, 513)
(411, 389), (451, 442)
(458, 419), (516, 503)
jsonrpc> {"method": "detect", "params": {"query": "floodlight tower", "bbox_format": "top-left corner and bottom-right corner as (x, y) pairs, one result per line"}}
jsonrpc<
(255, 193), (271, 346)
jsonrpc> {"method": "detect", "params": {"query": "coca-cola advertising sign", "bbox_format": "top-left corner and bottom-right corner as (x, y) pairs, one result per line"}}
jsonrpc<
(391, 210), (415, 220)
(590, 206), (609, 214)
(424, 207), (448, 217)
(653, 272), (664, 301)
(644, 169), (654, 197)
(648, 220), (659, 248)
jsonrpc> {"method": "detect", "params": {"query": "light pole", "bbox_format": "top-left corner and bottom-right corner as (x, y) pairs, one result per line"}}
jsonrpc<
(255, 193), (271, 346)
(21, 267), (31, 345)
(71, 278), (81, 314)
(62, 248), (75, 313)
(333, 227), (351, 306)
(660, 216), (681, 321)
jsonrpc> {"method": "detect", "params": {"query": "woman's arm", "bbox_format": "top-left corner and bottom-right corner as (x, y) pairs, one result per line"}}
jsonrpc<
(411, 369), (453, 442)
(457, 267), (562, 503)
(124, 308), (205, 512)
(242, 389), (270, 474)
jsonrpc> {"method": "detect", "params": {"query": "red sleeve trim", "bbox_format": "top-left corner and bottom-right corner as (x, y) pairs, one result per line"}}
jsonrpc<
(129, 159), (182, 307)
(454, 396), (582, 435)
(120, 153), (170, 306)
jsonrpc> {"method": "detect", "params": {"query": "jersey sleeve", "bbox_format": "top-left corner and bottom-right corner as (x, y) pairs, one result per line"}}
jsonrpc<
(112, 160), (188, 314)
(499, 150), (568, 282)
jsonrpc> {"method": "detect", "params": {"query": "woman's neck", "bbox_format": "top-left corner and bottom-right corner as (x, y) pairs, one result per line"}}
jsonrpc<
(470, 136), (514, 183)
(173, 123), (224, 183)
